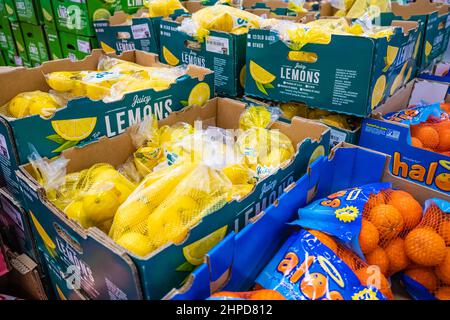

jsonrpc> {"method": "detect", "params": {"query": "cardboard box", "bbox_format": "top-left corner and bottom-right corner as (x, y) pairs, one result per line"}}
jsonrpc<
(17, 97), (330, 300)
(41, 0), (57, 29)
(359, 78), (450, 194)
(21, 22), (50, 64)
(0, 50), (5, 66)
(0, 49), (213, 203)
(3, 0), (18, 22)
(378, 0), (450, 71)
(0, 0), (7, 18)
(0, 188), (39, 262)
(59, 31), (98, 60)
(0, 19), (18, 56)
(166, 144), (449, 300)
(52, 0), (120, 37)
(2, 50), (23, 66)
(159, 4), (248, 97)
(44, 25), (64, 60)
(10, 22), (30, 65)
(119, 0), (145, 14)
(244, 19), (420, 117)
(14, 0), (44, 25)
(242, 0), (317, 17)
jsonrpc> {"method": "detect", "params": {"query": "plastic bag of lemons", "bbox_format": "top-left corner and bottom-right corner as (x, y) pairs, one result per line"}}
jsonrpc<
(45, 56), (185, 102)
(239, 105), (282, 131)
(2, 90), (66, 119)
(143, 0), (187, 18)
(332, 0), (391, 19)
(178, 5), (262, 41)
(109, 162), (231, 256)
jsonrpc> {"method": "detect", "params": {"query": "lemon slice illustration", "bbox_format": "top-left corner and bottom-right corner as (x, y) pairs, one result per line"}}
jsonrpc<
(308, 145), (325, 167)
(187, 82), (211, 106)
(390, 62), (407, 96)
(413, 33), (421, 59)
(51, 117), (97, 141)
(29, 210), (57, 257)
(5, 4), (13, 15)
(162, 46), (180, 66)
(182, 225), (228, 265)
(56, 285), (67, 300)
(425, 41), (432, 57)
(93, 8), (111, 20)
(239, 64), (246, 88)
(371, 75), (386, 109)
(42, 8), (53, 22)
(249, 60), (276, 84)
(100, 41), (116, 54)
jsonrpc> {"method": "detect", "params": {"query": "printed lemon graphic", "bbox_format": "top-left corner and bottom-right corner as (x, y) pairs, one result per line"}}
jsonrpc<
(100, 41), (116, 54)
(93, 8), (111, 20)
(29, 210), (57, 257)
(51, 117), (97, 141)
(239, 64), (246, 88)
(162, 46), (180, 66)
(435, 173), (450, 192)
(187, 82), (211, 106)
(383, 46), (398, 72)
(182, 225), (228, 265)
(439, 160), (450, 170)
(390, 62), (407, 96)
(5, 4), (13, 15)
(249, 60), (276, 84)
(56, 285), (67, 300)
(425, 41), (432, 57)
(405, 65), (413, 84)
(371, 75), (386, 109)
(308, 145), (325, 167)
(42, 8), (53, 22)
(413, 33), (421, 59)
(16, 41), (24, 52)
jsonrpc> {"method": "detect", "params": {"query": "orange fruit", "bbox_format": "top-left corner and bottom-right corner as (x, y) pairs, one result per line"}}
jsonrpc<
(363, 192), (385, 213)
(339, 249), (359, 271)
(300, 272), (328, 300)
(435, 248), (450, 285)
(387, 190), (422, 231)
(328, 291), (343, 300)
(210, 291), (247, 299)
(355, 267), (393, 299)
(414, 126), (439, 149)
(441, 103), (450, 114)
(250, 290), (286, 300)
(438, 220), (450, 246)
(411, 137), (423, 148)
(385, 238), (410, 275)
(405, 228), (446, 266)
(359, 219), (379, 254)
(437, 129), (450, 151)
(365, 246), (390, 275)
(368, 204), (404, 240)
(435, 287), (450, 300)
(309, 230), (338, 253)
(404, 268), (438, 292)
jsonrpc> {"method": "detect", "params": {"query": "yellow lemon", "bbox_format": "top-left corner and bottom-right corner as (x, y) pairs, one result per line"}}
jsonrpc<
(182, 226), (228, 265)
(162, 46), (180, 66)
(371, 75), (386, 109)
(222, 164), (253, 185)
(228, 184), (254, 201)
(84, 83), (111, 101)
(51, 117), (97, 141)
(8, 95), (30, 118)
(46, 71), (76, 92)
(187, 82), (211, 106)
(239, 106), (272, 130)
(249, 60), (276, 84)
(64, 200), (94, 229)
(112, 200), (152, 238)
(116, 232), (153, 257)
(82, 187), (120, 224)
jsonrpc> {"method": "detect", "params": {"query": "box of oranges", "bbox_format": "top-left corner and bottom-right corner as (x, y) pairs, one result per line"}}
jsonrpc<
(359, 78), (450, 194)
(166, 144), (448, 300)
(0, 49), (214, 203)
(16, 97), (330, 300)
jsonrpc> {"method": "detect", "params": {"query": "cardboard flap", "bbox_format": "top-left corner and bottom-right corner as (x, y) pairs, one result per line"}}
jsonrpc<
(372, 80), (415, 117)
(272, 116), (328, 149)
(391, 20), (419, 35)
(391, 0), (438, 18)
(183, 1), (204, 13)
(107, 11), (132, 25)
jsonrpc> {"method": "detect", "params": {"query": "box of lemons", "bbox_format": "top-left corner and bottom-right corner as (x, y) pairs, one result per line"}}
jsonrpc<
(93, 12), (161, 55)
(17, 97), (329, 300)
(159, 16), (248, 97)
(15, 0), (44, 25)
(244, 20), (420, 117)
(10, 21), (29, 64)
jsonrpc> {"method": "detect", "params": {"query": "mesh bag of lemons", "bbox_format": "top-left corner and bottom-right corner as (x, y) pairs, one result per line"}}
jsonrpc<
(178, 5), (263, 41)
(143, 0), (187, 18)
(280, 103), (361, 131)
(330, 0), (391, 19)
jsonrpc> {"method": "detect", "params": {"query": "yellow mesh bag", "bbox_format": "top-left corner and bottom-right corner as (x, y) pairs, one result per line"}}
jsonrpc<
(239, 105), (281, 130)
(2, 90), (65, 119)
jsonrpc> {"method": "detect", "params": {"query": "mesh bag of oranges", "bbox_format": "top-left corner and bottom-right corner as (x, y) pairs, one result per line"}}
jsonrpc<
(384, 103), (450, 156)
(109, 162), (231, 257)
(45, 56), (185, 102)
(209, 289), (286, 300)
(178, 5), (262, 41)
(244, 229), (392, 300)
(1, 90), (66, 119)
(293, 183), (426, 278)
(143, 0), (187, 18)
(401, 199), (450, 300)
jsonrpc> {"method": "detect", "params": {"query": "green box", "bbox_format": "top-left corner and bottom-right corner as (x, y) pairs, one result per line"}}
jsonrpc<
(21, 22), (50, 63)
(0, 19), (18, 55)
(0, 0), (7, 18)
(4, 0), (18, 22)
(10, 22), (30, 65)
(17, 97), (330, 300)
(14, 0), (44, 25)
(160, 17), (247, 97)
(52, 0), (120, 37)
(244, 21), (420, 117)
(59, 31), (98, 60)
(44, 25), (63, 60)
(120, 0), (144, 14)
(0, 50), (214, 202)
(0, 50), (5, 65)
(41, 0), (58, 29)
